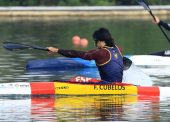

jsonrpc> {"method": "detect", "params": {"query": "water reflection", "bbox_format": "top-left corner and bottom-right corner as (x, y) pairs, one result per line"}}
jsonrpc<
(0, 95), (163, 121)
(54, 95), (160, 121)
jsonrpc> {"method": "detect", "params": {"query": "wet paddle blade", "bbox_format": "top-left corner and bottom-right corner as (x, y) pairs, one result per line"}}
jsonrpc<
(3, 42), (49, 51)
(137, 0), (150, 11)
(3, 42), (31, 51)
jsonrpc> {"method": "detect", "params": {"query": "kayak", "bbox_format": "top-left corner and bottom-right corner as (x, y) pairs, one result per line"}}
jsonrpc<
(26, 55), (170, 70)
(26, 57), (96, 69)
(128, 55), (170, 67)
(0, 81), (169, 96)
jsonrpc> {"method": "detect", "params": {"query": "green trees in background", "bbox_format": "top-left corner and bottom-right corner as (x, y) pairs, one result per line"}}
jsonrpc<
(0, 0), (169, 6)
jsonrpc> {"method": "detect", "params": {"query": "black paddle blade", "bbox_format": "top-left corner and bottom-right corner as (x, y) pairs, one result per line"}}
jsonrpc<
(137, 0), (150, 11)
(3, 42), (31, 51)
(3, 42), (49, 51)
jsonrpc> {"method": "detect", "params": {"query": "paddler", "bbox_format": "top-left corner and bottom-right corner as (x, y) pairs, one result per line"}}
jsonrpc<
(48, 28), (153, 86)
(48, 28), (124, 83)
(153, 16), (170, 31)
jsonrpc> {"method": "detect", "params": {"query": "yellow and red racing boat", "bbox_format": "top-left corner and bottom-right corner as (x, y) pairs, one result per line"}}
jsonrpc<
(0, 81), (169, 97)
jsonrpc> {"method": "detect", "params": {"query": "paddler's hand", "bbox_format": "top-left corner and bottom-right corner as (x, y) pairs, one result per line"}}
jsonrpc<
(152, 16), (160, 24)
(48, 47), (59, 54)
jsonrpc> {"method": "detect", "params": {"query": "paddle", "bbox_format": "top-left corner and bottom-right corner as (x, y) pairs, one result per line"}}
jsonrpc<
(3, 42), (49, 51)
(137, 0), (170, 43)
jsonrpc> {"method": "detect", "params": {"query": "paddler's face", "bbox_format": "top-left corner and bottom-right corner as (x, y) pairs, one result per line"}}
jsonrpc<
(96, 41), (106, 48)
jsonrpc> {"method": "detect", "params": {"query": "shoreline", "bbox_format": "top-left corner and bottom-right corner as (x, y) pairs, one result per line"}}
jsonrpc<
(0, 6), (169, 17)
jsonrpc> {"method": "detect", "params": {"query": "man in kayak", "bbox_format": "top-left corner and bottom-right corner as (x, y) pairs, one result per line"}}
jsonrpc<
(153, 16), (170, 31)
(48, 28), (123, 83)
(48, 28), (153, 86)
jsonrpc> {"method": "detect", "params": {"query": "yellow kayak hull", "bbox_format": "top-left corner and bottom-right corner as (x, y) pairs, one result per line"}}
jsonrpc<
(0, 81), (161, 96)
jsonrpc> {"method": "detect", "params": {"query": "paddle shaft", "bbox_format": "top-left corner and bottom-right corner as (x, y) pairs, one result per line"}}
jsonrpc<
(29, 45), (49, 51)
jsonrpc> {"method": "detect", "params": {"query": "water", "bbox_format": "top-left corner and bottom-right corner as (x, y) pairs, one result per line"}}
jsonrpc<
(0, 16), (170, 121)
(0, 95), (170, 121)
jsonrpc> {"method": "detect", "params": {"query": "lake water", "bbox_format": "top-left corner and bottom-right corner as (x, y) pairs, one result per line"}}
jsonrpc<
(0, 16), (170, 121)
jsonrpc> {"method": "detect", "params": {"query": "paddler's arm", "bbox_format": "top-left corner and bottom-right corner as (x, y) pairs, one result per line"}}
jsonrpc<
(58, 49), (88, 58)
(153, 16), (170, 31)
(48, 47), (96, 59)
(159, 21), (170, 31)
(48, 47), (110, 64)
